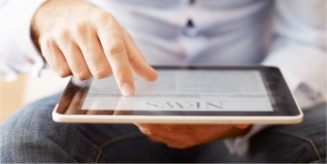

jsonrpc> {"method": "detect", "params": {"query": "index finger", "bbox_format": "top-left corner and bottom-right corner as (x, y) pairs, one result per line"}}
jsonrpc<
(96, 13), (134, 96)
(120, 27), (158, 81)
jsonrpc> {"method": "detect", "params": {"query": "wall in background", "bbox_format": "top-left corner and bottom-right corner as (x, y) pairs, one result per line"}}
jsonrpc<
(1, 75), (26, 123)
(0, 68), (70, 123)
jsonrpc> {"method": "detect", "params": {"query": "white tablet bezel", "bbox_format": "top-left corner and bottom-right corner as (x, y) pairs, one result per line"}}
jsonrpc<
(52, 105), (303, 124)
(52, 65), (303, 124)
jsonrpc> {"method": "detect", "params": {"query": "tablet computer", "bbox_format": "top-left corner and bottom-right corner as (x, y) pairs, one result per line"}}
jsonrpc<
(52, 65), (303, 124)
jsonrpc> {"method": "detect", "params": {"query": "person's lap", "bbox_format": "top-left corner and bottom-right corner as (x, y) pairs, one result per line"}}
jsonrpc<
(0, 93), (325, 163)
(181, 103), (326, 163)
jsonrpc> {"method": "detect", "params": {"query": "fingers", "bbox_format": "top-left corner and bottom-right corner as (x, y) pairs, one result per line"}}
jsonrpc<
(136, 124), (192, 149)
(158, 124), (234, 143)
(39, 8), (157, 96)
(39, 37), (71, 77)
(57, 38), (92, 80)
(96, 14), (134, 96)
(44, 28), (92, 80)
(159, 124), (198, 134)
(135, 124), (246, 149)
(120, 28), (158, 81)
(72, 24), (112, 79)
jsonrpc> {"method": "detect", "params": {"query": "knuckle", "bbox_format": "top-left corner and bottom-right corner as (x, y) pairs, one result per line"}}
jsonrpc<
(38, 35), (50, 46)
(125, 31), (133, 39)
(45, 39), (55, 48)
(73, 22), (87, 35)
(93, 68), (111, 79)
(75, 71), (92, 80)
(39, 35), (54, 49)
(114, 69), (130, 81)
(85, 46), (102, 56)
(39, 36), (56, 56)
(95, 11), (114, 23)
(57, 29), (70, 41)
(128, 54), (137, 65)
(56, 68), (71, 78)
(107, 40), (124, 55)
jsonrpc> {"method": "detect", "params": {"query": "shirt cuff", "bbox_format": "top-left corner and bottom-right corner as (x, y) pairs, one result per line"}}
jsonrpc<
(0, 0), (46, 81)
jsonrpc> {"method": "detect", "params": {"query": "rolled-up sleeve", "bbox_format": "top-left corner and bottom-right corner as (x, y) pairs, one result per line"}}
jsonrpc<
(0, 0), (46, 81)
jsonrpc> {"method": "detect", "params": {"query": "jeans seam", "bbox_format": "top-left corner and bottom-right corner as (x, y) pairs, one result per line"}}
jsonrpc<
(69, 127), (105, 163)
(292, 145), (308, 162)
(94, 149), (102, 163)
(272, 129), (323, 160)
(94, 132), (144, 163)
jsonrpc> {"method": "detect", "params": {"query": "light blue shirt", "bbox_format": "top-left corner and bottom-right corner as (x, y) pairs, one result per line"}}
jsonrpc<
(0, 0), (326, 156)
(96, 0), (274, 65)
(88, 0), (325, 109)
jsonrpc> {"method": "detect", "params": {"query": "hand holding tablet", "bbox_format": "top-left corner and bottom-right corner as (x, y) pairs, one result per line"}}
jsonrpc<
(135, 123), (251, 149)
(52, 66), (303, 124)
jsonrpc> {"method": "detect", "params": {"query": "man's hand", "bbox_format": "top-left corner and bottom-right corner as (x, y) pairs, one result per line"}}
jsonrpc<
(31, 0), (158, 96)
(136, 124), (251, 149)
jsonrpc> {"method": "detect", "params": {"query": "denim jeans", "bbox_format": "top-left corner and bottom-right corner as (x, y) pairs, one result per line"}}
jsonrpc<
(1, 93), (326, 163)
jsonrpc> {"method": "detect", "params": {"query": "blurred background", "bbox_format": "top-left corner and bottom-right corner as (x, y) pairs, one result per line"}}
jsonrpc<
(0, 68), (70, 123)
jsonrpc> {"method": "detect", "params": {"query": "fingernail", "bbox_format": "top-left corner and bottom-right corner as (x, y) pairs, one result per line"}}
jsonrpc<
(121, 82), (133, 96)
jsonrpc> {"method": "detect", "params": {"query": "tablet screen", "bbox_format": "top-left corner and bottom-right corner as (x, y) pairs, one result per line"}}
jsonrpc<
(56, 66), (301, 116)
(81, 69), (273, 112)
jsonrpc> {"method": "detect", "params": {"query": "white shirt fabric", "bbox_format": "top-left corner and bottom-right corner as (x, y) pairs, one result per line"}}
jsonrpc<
(0, 0), (326, 156)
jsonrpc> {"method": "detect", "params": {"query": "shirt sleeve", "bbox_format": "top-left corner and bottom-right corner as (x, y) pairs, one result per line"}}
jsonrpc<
(262, 0), (326, 109)
(0, 0), (46, 81)
(225, 0), (326, 156)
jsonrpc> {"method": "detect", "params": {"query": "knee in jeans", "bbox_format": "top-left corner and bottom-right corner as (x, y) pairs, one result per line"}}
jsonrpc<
(0, 95), (60, 149)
